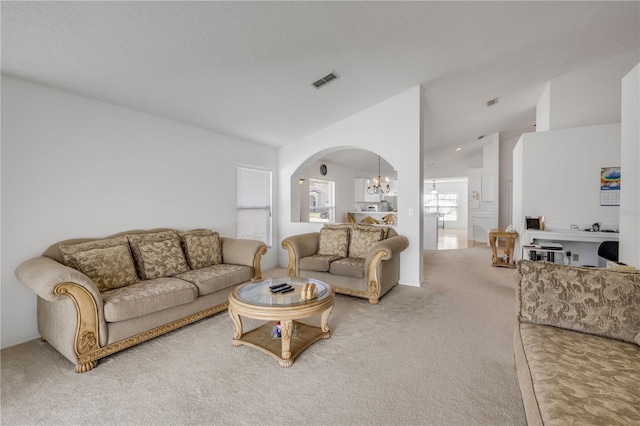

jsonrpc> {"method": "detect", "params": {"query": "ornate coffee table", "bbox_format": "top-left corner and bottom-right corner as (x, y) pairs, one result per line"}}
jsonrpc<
(228, 277), (334, 367)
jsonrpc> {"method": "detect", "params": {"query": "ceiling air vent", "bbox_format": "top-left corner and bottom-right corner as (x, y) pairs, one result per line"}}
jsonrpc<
(312, 72), (339, 89)
(486, 97), (499, 107)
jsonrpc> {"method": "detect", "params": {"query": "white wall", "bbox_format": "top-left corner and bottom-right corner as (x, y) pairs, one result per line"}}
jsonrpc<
(620, 64), (640, 268)
(278, 86), (423, 286)
(516, 124), (621, 230)
(548, 50), (639, 130)
(467, 133), (500, 241)
(535, 82), (551, 132)
(425, 152), (483, 178)
(498, 133), (523, 228)
(1, 75), (278, 348)
(513, 123), (622, 264)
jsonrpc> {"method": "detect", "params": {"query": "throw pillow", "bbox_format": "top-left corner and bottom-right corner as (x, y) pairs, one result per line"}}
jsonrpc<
(60, 236), (139, 292)
(127, 231), (189, 280)
(318, 228), (349, 258)
(348, 226), (385, 259)
(72, 245), (139, 292)
(356, 223), (390, 239)
(179, 229), (222, 269)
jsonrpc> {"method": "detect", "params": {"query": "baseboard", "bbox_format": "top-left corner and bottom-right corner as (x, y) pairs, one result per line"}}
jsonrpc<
(1, 332), (41, 350)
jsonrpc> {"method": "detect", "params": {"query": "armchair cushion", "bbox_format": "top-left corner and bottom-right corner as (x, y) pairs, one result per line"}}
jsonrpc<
(127, 231), (189, 280)
(300, 254), (343, 272)
(179, 229), (222, 269)
(348, 226), (385, 259)
(329, 257), (365, 279)
(60, 236), (139, 292)
(318, 227), (349, 258)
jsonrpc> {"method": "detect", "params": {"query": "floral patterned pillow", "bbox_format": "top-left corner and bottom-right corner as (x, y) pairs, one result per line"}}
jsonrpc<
(72, 245), (139, 291)
(127, 231), (189, 280)
(180, 229), (222, 269)
(60, 236), (139, 292)
(136, 238), (189, 279)
(318, 228), (349, 258)
(348, 226), (385, 259)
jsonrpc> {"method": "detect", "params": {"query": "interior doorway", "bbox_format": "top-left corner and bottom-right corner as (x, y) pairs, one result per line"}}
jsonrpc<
(424, 177), (469, 251)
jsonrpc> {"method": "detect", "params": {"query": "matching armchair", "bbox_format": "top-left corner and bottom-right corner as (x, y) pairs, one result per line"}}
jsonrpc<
(282, 224), (409, 304)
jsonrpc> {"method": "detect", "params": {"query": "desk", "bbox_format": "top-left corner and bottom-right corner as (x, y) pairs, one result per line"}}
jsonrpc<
(489, 229), (518, 268)
(522, 229), (619, 266)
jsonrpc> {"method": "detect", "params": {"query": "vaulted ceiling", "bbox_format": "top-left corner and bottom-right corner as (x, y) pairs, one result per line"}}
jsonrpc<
(2, 1), (638, 175)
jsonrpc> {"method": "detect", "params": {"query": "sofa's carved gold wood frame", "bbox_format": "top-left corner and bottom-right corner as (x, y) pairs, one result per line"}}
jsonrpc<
(254, 245), (268, 280)
(54, 283), (100, 373)
(282, 241), (297, 278)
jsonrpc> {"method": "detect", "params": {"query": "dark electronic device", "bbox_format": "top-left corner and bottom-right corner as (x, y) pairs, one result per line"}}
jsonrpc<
(272, 285), (293, 293)
(269, 283), (288, 291)
(525, 217), (541, 230)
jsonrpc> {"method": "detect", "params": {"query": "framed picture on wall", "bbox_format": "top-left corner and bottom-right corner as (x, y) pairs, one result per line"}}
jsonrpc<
(600, 167), (620, 206)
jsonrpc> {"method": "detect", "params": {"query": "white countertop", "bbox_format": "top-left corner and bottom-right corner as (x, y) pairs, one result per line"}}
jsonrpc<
(349, 211), (396, 215)
(522, 229), (619, 244)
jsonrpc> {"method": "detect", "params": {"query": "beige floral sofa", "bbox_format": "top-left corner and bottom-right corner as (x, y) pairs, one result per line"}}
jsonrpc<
(282, 224), (409, 304)
(15, 228), (267, 373)
(514, 260), (640, 425)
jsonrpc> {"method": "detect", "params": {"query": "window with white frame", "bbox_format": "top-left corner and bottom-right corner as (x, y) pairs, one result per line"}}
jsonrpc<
(424, 192), (459, 221)
(308, 178), (335, 223)
(237, 166), (272, 247)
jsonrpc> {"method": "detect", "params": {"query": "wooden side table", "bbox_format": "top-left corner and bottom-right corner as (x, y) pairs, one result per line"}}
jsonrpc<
(489, 229), (518, 268)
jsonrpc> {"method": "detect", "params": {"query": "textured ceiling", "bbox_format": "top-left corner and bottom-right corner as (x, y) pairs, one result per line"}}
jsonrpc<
(2, 1), (639, 174)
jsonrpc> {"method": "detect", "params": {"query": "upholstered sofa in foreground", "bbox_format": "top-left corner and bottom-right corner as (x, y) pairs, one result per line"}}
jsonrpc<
(514, 260), (640, 425)
(16, 228), (267, 373)
(282, 223), (408, 304)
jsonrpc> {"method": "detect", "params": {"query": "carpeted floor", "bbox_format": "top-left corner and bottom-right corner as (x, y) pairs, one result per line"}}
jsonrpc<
(1, 246), (526, 425)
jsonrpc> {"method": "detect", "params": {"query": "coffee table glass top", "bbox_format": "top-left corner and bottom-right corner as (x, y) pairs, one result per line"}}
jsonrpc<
(236, 277), (330, 307)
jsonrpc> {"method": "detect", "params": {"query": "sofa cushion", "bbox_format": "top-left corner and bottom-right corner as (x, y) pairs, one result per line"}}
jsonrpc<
(348, 226), (385, 259)
(174, 264), (253, 296)
(127, 231), (189, 280)
(329, 257), (365, 279)
(517, 322), (640, 424)
(102, 277), (198, 322)
(318, 227), (349, 258)
(179, 229), (222, 269)
(60, 236), (139, 292)
(300, 254), (343, 272)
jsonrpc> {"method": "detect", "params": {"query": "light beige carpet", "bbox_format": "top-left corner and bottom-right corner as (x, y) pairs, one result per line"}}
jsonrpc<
(1, 246), (525, 425)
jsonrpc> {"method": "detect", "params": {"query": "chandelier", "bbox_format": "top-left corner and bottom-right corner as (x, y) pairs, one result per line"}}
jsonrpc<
(430, 179), (438, 194)
(367, 156), (391, 195)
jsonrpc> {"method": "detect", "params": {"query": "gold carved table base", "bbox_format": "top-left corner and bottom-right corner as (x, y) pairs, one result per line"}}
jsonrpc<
(231, 317), (331, 367)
